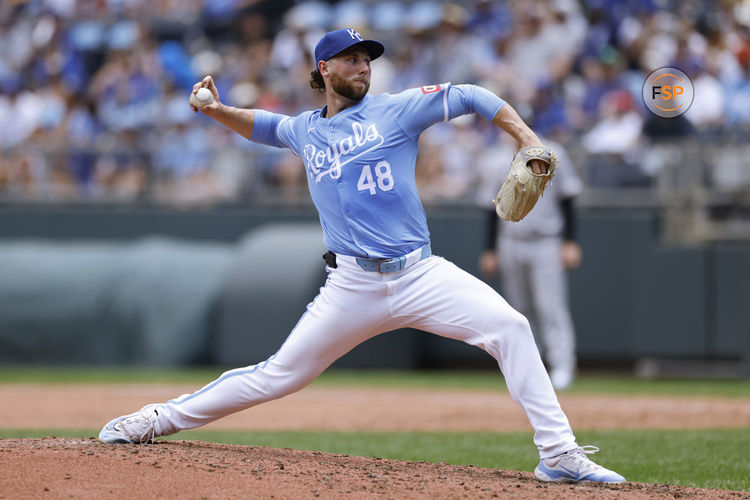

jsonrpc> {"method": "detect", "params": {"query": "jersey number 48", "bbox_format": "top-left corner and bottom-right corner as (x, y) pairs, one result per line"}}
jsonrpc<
(357, 161), (394, 195)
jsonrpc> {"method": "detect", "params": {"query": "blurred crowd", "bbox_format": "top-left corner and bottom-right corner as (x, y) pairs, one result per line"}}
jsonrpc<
(2, 0), (750, 206)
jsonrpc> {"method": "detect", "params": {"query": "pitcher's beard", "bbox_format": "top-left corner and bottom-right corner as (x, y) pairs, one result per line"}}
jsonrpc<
(330, 73), (369, 101)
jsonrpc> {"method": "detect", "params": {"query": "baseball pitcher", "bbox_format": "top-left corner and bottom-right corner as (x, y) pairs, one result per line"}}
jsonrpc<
(98, 28), (624, 484)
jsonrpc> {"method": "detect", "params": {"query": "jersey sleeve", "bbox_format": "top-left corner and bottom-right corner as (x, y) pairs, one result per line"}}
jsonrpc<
(394, 83), (507, 138)
(250, 109), (301, 155)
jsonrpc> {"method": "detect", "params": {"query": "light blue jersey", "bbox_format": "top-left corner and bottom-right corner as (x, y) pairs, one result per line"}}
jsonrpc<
(252, 83), (505, 258)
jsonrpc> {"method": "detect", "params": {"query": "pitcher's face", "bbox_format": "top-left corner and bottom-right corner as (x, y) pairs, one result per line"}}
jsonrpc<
(324, 46), (371, 101)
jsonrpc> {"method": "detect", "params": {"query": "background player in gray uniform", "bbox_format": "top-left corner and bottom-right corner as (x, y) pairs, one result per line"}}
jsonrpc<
(477, 133), (583, 390)
(97, 28), (624, 484)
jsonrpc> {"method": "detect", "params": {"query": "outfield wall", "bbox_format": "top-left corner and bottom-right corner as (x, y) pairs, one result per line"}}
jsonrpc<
(0, 206), (747, 371)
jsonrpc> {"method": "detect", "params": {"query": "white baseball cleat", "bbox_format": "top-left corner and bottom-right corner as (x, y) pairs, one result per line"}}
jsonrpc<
(98, 404), (163, 444)
(534, 446), (626, 484)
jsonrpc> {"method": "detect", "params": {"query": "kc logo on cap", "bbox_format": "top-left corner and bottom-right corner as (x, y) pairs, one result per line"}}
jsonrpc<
(314, 28), (385, 65)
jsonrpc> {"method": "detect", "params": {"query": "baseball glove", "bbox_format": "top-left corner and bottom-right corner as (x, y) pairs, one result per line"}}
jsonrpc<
(492, 146), (557, 222)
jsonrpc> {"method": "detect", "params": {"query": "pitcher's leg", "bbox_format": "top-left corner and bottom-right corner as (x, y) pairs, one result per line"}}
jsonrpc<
(396, 257), (577, 458)
(155, 274), (390, 435)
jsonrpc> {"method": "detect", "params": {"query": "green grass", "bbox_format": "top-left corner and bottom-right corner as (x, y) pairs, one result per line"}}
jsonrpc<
(0, 366), (222, 385)
(318, 370), (750, 398)
(0, 366), (749, 398)
(3, 428), (748, 491)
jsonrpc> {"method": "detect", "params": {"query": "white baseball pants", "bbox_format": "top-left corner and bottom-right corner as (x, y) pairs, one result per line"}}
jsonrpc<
(154, 255), (578, 458)
(498, 237), (577, 378)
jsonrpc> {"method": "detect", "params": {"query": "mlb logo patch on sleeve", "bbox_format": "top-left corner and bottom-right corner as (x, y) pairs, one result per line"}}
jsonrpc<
(420, 85), (442, 94)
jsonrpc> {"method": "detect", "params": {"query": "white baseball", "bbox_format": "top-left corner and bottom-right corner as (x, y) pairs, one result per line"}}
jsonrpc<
(194, 87), (213, 106)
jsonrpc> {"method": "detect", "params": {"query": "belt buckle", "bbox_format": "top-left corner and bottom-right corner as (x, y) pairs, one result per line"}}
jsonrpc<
(377, 258), (396, 273)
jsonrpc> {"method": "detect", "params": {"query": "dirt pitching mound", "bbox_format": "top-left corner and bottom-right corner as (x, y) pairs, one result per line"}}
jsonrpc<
(1, 438), (747, 499)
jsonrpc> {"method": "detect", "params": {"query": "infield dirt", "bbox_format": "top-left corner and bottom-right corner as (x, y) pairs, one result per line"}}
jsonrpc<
(3, 384), (750, 431)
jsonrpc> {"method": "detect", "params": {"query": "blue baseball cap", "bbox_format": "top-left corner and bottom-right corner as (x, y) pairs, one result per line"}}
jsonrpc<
(314, 28), (385, 66)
